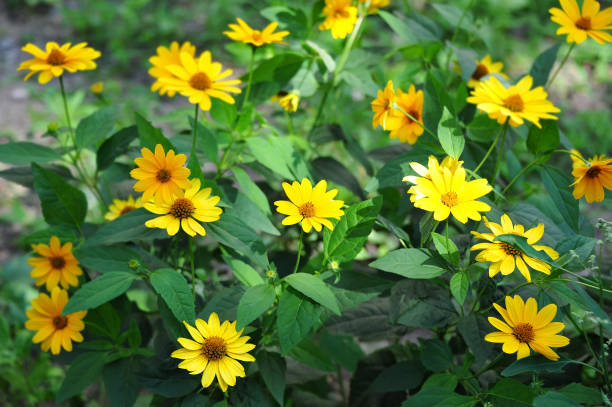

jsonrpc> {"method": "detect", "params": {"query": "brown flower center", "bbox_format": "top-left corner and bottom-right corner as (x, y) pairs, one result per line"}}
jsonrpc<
(585, 166), (601, 178)
(252, 31), (263, 42)
(170, 198), (195, 219)
(440, 191), (458, 207)
(472, 63), (489, 81)
(47, 49), (66, 65)
(298, 202), (316, 218)
(334, 8), (350, 18)
(53, 316), (68, 330)
(513, 322), (534, 343)
(503, 94), (524, 112)
(406, 110), (421, 123)
(202, 336), (226, 361)
(50, 256), (66, 269)
(119, 206), (136, 215)
(575, 16), (591, 30)
(501, 242), (522, 256)
(189, 72), (212, 91)
(156, 169), (171, 183)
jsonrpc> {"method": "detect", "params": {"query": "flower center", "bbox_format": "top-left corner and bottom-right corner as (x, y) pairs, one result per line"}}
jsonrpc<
(585, 166), (601, 178)
(334, 8), (349, 18)
(472, 63), (489, 81)
(574, 16), (591, 30)
(170, 198), (195, 219)
(406, 110), (421, 123)
(500, 242), (522, 256)
(298, 202), (316, 218)
(202, 336), (227, 361)
(440, 191), (458, 207)
(503, 94), (524, 112)
(47, 49), (66, 65)
(156, 169), (171, 183)
(50, 256), (66, 269)
(513, 322), (534, 343)
(53, 316), (68, 330)
(252, 30), (263, 42)
(189, 72), (212, 91)
(119, 206), (135, 215)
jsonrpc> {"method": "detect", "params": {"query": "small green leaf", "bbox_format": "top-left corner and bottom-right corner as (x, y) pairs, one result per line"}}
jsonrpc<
(135, 112), (174, 151)
(284, 273), (340, 315)
(150, 268), (195, 325)
(0, 141), (62, 165)
(236, 284), (276, 329)
(96, 125), (138, 170)
(529, 43), (561, 87)
(277, 289), (321, 355)
(449, 272), (469, 305)
(63, 272), (137, 315)
(56, 352), (108, 402)
(75, 106), (119, 149)
(431, 232), (460, 265)
(370, 248), (446, 279)
(437, 107), (465, 159)
(527, 120), (559, 155)
(257, 351), (286, 406)
(222, 254), (265, 286)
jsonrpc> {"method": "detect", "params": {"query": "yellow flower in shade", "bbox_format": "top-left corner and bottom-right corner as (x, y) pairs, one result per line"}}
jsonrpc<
(17, 42), (101, 84)
(358, 0), (390, 13)
(271, 91), (299, 112)
(104, 195), (143, 221)
(27, 236), (82, 291)
(471, 214), (560, 282)
(159, 51), (241, 111)
(319, 0), (359, 39)
(171, 312), (255, 392)
(90, 81), (104, 94)
(467, 75), (560, 128)
(25, 287), (87, 355)
(274, 179), (345, 233)
(144, 178), (222, 237)
(465, 55), (509, 88)
(130, 144), (191, 203)
(549, 0), (612, 44)
(403, 155), (463, 203)
(570, 149), (612, 203)
(149, 41), (197, 97)
(385, 85), (425, 144)
(223, 18), (290, 46)
(485, 295), (569, 361)
(371, 80), (397, 130)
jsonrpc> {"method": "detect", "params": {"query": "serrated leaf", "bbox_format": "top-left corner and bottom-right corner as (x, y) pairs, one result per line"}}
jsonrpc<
(63, 272), (137, 315)
(437, 107), (464, 159)
(431, 232), (460, 265)
(0, 141), (62, 165)
(501, 356), (573, 376)
(75, 106), (119, 149)
(150, 268), (195, 325)
(449, 272), (468, 305)
(284, 273), (340, 315)
(277, 289), (321, 355)
(236, 284), (276, 329)
(97, 125), (138, 170)
(370, 248), (446, 279)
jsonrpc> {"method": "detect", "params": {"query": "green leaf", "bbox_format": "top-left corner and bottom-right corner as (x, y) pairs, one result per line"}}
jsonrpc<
(318, 333), (364, 372)
(84, 208), (167, 246)
(0, 164), (72, 188)
(486, 378), (537, 407)
(457, 315), (494, 365)
(74, 245), (142, 274)
(222, 254), (265, 287)
(365, 149), (432, 191)
(467, 114), (498, 143)
(494, 234), (559, 267)
(533, 392), (580, 407)
(135, 112), (174, 151)
(232, 166), (271, 215)
(97, 125), (139, 170)
(75, 106), (119, 149)
(527, 120), (559, 155)
(529, 43), (561, 87)
(540, 166), (579, 232)
(311, 157), (365, 199)
(210, 99), (237, 127)
(370, 361), (424, 393)
(63, 272), (137, 315)
(221, 185), (279, 236)
(257, 351), (286, 406)
(391, 280), (454, 328)
(250, 53), (305, 86)
(246, 135), (311, 181)
(370, 248), (446, 279)
(501, 355), (573, 376)
(449, 272), (469, 305)
(431, 232), (460, 265)
(0, 141), (62, 165)
(558, 383), (603, 405)
(284, 273), (340, 315)
(422, 373), (458, 391)
(437, 107), (465, 159)
(304, 40), (335, 72)
(189, 116), (218, 164)
(32, 163), (87, 229)
(56, 352), (108, 402)
(378, 10), (416, 43)
(236, 284), (276, 329)
(288, 339), (335, 372)
(150, 268), (195, 325)
(277, 289), (321, 355)
(22, 225), (77, 245)
(452, 46), (477, 82)
(420, 339), (453, 372)
(102, 357), (141, 407)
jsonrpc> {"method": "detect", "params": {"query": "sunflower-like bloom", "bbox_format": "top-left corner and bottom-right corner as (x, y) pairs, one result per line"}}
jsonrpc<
(149, 41), (197, 97)
(471, 214), (560, 282)
(90, 81), (104, 94)
(145, 178), (222, 237)
(371, 80), (397, 130)
(271, 91), (299, 112)
(17, 42), (101, 84)
(25, 287), (87, 355)
(485, 295), (569, 361)
(223, 18), (289, 46)
(549, 0), (612, 44)
(319, 0), (359, 39)
(570, 149), (612, 203)
(385, 85), (425, 144)
(403, 155), (463, 203)
(130, 144), (191, 203)
(171, 312), (256, 392)
(464, 54), (509, 88)
(104, 195), (143, 221)
(27, 236), (82, 291)
(159, 51), (242, 111)
(274, 179), (345, 233)
(358, 0), (389, 13)
(467, 75), (560, 128)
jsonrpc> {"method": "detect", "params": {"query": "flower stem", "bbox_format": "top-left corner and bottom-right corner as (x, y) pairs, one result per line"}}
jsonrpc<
(189, 237), (196, 297)
(192, 105), (199, 154)
(491, 121), (509, 185)
(473, 353), (504, 378)
(470, 121), (506, 181)
(284, 109), (294, 135)
(293, 228), (304, 274)
(59, 76), (76, 156)
(501, 159), (540, 195)
(553, 149), (588, 164)
(241, 46), (256, 111)
(546, 43), (575, 90)
(393, 103), (437, 139)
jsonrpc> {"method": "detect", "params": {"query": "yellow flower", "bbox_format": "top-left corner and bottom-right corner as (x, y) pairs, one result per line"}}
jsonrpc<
(130, 144), (192, 203)
(464, 54), (509, 88)
(467, 75), (560, 128)
(358, 0), (389, 13)
(171, 312), (255, 392)
(549, 0), (612, 44)
(385, 85), (425, 144)
(90, 81), (104, 94)
(105, 195), (143, 221)
(570, 149), (612, 203)
(223, 18), (289, 46)
(144, 178), (222, 237)
(319, 0), (359, 39)
(371, 80), (397, 130)
(271, 91), (299, 112)
(274, 178), (345, 233)
(149, 41), (197, 97)
(25, 287), (87, 355)
(485, 295), (569, 361)
(17, 41), (101, 84)
(403, 155), (463, 203)
(159, 51), (241, 111)
(471, 214), (560, 282)
(27, 236), (82, 291)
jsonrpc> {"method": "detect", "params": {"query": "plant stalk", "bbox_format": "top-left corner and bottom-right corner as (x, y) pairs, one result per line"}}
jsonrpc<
(293, 228), (304, 274)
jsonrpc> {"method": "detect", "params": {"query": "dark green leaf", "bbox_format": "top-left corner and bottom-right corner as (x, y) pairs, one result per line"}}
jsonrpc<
(533, 392), (580, 407)
(103, 357), (141, 407)
(84, 208), (167, 246)
(150, 268), (195, 325)
(74, 245), (142, 274)
(97, 125), (138, 170)
(529, 43), (561, 87)
(558, 383), (603, 405)
(420, 339), (453, 372)
(257, 351), (286, 406)
(236, 284), (276, 329)
(486, 378), (537, 407)
(319, 333), (364, 372)
(189, 116), (218, 164)
(437, 107), (464, 159)
(288, 339), (335, 372)
(311, 157), (365, 199)
(370, 248), (446, 279)
(370, 361), (424, 393)
(277, 289), (321, 355)
(284, 273), (340, 315)
(457, 315), (494, 366)
(540, 166), (579, 232)
(63, 272), (137, 314)
(527, 120), (559, 155)
(449, 272), (469, 305)
(22, 225), (77, 245)
(135, 112), (174, 151)
(391, 280), (454, 328)
(365, 149), (431, 191)
(494, 234), (559, 267)
(501, 356), (572, 376)
(75, 106), (119, 149)
(206, 214), (269, 268)
(0, 164), (72, 188)
(56, 352), (108, 402)
(0, 141), (62, 165)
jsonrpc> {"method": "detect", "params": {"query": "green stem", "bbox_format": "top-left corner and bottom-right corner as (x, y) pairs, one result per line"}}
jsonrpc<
(241, 47), (256, 111)
(473, 353), (504, 378)
(192, 105), (199, 154)
(501, 159), (539, 195)
(284, 109), (294, 135)
(445, 218), (450, 254)
(293, 228), (304, 274)
(393, 103), (437, 139)
(546, 43), (575, 89)
(491, 121), (509, 185)
(470, 121), (506, 180)
(189, 237), (196, 297)
(59, 76), (76, 156)
(553, 149), (588, 164)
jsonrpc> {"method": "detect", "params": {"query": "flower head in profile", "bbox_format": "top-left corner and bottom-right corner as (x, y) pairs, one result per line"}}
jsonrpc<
(358, 0), (389, 13)
(463, 54), (509, 88)
(145, 178), (222, 237)
(485, 295), (569, 361)
(27, 236), (82, 291)
(471, 214), (559, 282)
(274, 179), (345, 233)
(569, 149), (612, 203)
(385, 85), (425, 145)
(130, 144), (191, 203)
(25, 287), (87, 355)
(467, 75), (560, 128)
(149, 41), (197, 97)
(90, 81), (104, 94)
(271, 91), (299, 112)
(549, 0), (612, 44)
(403, 156), (463, 202)
(171, 312), (255, 392)
(17, 42), (101, 84)
(319, 0), (359, 39)
(223, 18), (289, 46)
(371, 80), (397, 130)
(105, 195), (143, 221)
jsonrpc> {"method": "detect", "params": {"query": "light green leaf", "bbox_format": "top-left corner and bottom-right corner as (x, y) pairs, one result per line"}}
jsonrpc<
(75, 106), (119, 149)
(232, 166), (271, 215)
(222, 254), (265, 287)
(236, 284), (276, 329)
(370, 248), (446, 279)
(284, 273), (340, 315)
(150, 268), (195, 325)
(276, 289), (321, 355)
(437, 107), (464, 159)
(0, 141), (62, 165)
(63, 272), (137, 314)
(431, 232), (460, 265)
(449, 272), (469, 305)
(135, 112), (174, 151)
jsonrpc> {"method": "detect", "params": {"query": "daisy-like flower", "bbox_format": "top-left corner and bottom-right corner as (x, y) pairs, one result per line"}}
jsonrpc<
(371, 80), (397, 130)
(467, 75), (561, 128)
(274, 178), (345, 233)
(385, 85), (425, 144)
(549, 0), (612, 44)
(223, 18), (290, 46)
(25, 287), (87, 355)
(319, 0), (359, 39)
(149, 41), (197, 97)
(465, 54), (509, 88)
(471, 214), (560, 282)
(358, 0), (390, 13)
(27, 236), (82, 291)
(144, 178), (222, 237)
(485, 295), (569, 361)
(171, 312), (256, 392)
(570, 149), (612, 203)
(104, 195), (143, 221)
(271, 91), (300, 112)
(130, 144), (191, 203)
(17, 42), (101, 84)
(159, 51), (241, 111)
(403, 155), (463, 203)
